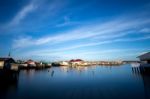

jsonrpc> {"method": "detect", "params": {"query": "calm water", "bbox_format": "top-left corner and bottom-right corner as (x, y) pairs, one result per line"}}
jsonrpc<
(0, 64), (150, 99)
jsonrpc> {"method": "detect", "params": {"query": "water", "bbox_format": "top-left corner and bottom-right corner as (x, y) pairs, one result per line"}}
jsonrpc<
(0, 64), (150, 99)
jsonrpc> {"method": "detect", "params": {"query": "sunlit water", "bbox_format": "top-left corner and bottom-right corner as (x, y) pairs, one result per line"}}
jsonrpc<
(0, 64), (150, 99)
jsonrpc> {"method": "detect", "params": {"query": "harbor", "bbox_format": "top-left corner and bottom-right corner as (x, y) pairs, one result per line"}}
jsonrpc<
(0, 52), (150, 75)
(0, 0), (150, 98)
(0, 58), (124, 71)
(0, 52), (150, 99)
(0, 63), (150, 99)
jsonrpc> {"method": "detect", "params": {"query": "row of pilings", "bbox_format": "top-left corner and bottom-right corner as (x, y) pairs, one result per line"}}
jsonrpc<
(132, 66), (150, 75)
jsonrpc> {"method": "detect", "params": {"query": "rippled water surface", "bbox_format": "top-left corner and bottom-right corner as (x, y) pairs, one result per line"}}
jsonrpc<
(0, 64), (150, 99)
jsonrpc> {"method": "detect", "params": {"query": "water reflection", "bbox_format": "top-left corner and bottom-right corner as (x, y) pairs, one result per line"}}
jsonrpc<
(23, 69), (35, 76)
(51, 70), (55, 77)
(60, 66), (92, 73)
(141, 74), (150, 99)
(132, 65), (150, 99)
(1, 65), (150, 99)
(0, 71), (19, 99)
(60, 66), (69, 72)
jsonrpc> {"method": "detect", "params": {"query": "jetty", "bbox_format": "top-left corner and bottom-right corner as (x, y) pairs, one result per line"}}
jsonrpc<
(131, 52), (150, 74)
(51, 59), (123, 67)
(86, 61), (123, 65)
(138, 52), (150, 67)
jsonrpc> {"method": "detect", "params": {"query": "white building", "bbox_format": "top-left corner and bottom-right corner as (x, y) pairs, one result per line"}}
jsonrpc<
(69, 59), (88, 66)
(59, 61), (69, 66)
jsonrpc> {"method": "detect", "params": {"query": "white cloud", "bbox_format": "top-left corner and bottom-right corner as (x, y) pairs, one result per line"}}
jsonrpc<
(13, 36), (34, 48)
(12, 17), (150, 48)
(19, 47), (150, 61)
(9, 2), (36, 26)
(55, 16), (80, 27)
(15, 36), (150, 58)
(140, 28), (150, 33)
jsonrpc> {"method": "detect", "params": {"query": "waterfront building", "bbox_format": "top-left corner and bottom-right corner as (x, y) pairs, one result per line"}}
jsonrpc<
(69, 59), (88, 66)
(138, 52), (150, 67)
(0, 57), (19, 71)
(0, 58), (16, 69)
(59, 61), (69, 66)
(25, 59), (36, 68)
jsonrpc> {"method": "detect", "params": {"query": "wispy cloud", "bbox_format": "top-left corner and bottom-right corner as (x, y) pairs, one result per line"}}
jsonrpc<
(12, 16), (150, 49)
(58, 35), (150, 50)
(55, 16), (80, 27)
(19, 47), (150, 61)
(18, 35), (150, 57)
(13, 36), (34, 48)
(9, 1), (36, 26)
(1, 0), (149, 61)
(139, 28), (150, 33)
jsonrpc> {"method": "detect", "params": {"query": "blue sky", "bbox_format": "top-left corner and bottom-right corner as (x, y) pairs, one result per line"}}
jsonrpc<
(0, 0), (150, 61)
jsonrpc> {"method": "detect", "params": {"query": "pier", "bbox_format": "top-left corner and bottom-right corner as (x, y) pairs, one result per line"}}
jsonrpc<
(85, 61), (123, 65)
(52, 59), (123, 67)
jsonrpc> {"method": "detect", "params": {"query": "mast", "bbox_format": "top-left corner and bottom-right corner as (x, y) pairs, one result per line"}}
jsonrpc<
(8, 51), (11, 57)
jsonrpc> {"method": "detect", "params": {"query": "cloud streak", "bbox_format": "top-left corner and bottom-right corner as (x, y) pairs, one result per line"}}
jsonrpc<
(12, 16), (150, 49)
(9, 1), (36, 26)
(19, 47), (150, 61)
(19, 35), (150, 57)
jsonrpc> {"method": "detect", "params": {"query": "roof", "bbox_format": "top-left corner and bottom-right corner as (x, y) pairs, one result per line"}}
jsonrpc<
(70, 59), (83, 62)
(76, 59), (83, 61)
(137, 52), (150, 60)
(0, 57), (13, 61)
(27, 59), (34, 62)
(0, 57), (15, 62)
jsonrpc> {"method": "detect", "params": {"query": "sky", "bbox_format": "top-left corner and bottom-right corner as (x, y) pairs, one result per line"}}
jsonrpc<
(0, 0), (150, 61)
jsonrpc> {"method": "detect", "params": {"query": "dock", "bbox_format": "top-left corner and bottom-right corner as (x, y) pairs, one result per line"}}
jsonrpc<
(52, 60), (123, 67)
(86, 61), (123, 65)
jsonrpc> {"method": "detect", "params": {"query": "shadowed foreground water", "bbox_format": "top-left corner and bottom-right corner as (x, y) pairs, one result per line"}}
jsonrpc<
(0, 64), (150, 99)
